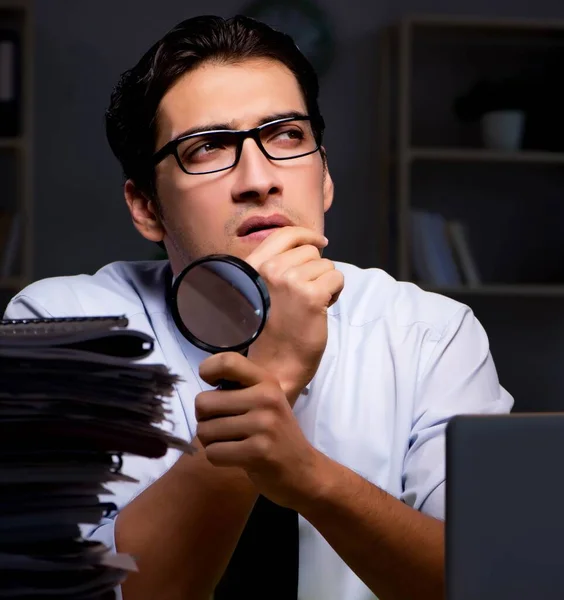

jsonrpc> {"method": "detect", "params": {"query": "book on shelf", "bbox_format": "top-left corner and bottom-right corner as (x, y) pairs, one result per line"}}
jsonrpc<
(410, 209), (482, 288)
(446, 219), (482, 287)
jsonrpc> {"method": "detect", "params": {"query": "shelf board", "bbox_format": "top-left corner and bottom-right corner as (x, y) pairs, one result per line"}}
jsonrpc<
(409, 147), (564, 166)
(422, 284), (564, 298)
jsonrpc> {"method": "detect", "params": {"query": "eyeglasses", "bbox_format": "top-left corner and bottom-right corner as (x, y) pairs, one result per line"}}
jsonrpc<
(152, 116), (323, 175)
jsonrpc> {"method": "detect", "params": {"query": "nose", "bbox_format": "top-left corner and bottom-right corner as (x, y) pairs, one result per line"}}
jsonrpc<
(230, 137), (283, 204)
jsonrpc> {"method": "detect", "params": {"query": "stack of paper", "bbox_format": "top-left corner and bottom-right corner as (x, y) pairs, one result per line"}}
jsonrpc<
(0, 315), (193, 599)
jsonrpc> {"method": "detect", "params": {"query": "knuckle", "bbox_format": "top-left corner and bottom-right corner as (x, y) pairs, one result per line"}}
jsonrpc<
(260, 258), (279, 281)
(282, 267), (300, 285)
(217, 351), (238, 371)
(256, 409), (277, 432)
(332, 271), (345, 291)
(251, 434), (272, 460)
(304, 244), (321, 259)
(260, 381), (283, 405)
(302, 286), (322, 309)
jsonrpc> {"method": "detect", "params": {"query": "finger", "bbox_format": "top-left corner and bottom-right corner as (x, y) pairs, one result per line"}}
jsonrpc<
(195, 389), (252, 421)
(204, 439), (252, 469)
(197, 413), (250, 445)
(309, 268), (345, 308)
(197, 409), (277, 443)
(283, 257), (336, 284)
(198, 352), (270, 388)
(195, 380), (283, 422)
(245, 226), (328, 271)
(260, 245), (325, 280)
(205, 435), (273, 469)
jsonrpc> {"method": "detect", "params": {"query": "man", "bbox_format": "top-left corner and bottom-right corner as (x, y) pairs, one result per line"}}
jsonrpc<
(4, 15), (513, 600)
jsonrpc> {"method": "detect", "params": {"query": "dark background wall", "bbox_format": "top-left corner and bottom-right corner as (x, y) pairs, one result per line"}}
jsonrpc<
(32, 0), (564, 411)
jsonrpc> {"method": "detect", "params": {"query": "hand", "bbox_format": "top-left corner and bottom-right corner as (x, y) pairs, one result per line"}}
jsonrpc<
(195, 352), (324, 509)
(244, 226), (344, 405)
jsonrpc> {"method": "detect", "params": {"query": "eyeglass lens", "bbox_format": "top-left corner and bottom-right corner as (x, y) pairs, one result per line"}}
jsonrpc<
(176, 119), (318, 174)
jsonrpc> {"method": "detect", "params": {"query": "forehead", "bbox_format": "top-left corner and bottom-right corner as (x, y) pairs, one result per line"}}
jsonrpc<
(156, 58), (307, 145)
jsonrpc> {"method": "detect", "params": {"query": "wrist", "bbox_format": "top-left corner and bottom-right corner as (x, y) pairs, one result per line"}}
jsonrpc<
(287, 448), (338, 515)
(188, 438), (258, 501)
(279, 377), (304, 406)
(246, 353), (304, 406)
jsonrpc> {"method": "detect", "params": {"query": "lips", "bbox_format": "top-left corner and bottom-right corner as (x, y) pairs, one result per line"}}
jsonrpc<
(237, 214), (293, 237)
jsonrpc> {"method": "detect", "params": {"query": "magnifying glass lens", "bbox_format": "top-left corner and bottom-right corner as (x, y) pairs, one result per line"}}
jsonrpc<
(171, 255), (269, 354)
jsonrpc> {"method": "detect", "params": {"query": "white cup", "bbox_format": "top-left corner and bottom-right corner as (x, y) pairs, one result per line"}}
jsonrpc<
(481, 110), (525, 151)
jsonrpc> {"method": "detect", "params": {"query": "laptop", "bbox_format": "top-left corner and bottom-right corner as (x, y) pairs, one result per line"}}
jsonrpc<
(446, 413), (564, 600)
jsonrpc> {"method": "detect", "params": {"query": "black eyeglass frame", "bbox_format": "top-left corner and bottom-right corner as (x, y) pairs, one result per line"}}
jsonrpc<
(152, 115), (324, 175)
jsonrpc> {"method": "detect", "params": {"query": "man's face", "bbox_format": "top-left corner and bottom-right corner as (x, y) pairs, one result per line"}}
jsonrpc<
(135, 58), (333, 274)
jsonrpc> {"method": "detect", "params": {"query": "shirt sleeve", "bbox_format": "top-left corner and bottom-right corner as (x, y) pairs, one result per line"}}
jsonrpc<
(4, 292), (55, 319)
(401, 306), (514, 519)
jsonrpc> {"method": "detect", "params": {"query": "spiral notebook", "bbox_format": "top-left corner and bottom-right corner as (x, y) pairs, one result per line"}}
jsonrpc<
(0, 315), (194, 599)
(0, 315), (154, 359)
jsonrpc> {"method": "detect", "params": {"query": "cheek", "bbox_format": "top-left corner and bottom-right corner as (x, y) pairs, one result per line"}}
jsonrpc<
(158, 175), (234, 257)
(289, 165), (327, 222)
(155, 166), (185, 208)
(158, 171), (225, 227)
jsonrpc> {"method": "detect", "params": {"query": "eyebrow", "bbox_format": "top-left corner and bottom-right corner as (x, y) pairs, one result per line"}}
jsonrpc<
(170, 110), (308, 142)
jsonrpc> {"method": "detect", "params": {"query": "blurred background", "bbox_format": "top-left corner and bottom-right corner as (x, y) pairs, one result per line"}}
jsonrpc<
(1, 0), (564, 412)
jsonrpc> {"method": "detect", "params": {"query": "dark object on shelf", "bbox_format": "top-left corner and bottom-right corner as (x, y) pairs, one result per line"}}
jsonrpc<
(0, 29), (21, 137)
(454, 70), (564, 152)
(453, 77), (529, 122)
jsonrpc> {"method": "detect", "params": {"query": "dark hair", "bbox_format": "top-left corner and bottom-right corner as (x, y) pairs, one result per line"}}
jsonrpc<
(105, 14), (325, 198)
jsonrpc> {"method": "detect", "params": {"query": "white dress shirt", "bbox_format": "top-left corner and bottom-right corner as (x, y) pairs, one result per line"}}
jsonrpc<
(4, 259), (513, 600)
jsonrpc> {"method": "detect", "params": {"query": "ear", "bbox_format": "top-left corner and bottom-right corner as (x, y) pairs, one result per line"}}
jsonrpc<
(321, 148), (334, 213)
(124, 180), (165, 243)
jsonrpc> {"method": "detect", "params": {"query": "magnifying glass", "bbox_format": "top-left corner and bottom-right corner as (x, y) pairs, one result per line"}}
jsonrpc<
(169, 254), (270, 387)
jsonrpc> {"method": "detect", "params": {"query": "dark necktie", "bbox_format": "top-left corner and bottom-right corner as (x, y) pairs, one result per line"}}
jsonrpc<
(214, 494), (299, 599)
(164, 268), (300, 598)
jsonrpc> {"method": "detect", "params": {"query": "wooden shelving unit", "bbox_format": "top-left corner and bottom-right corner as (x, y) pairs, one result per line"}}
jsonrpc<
(378, 14), (564, 298)
(0, 0), (32, 306)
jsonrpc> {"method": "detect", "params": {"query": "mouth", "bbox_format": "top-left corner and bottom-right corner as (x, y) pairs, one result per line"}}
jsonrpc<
(237, 214), (293, 237)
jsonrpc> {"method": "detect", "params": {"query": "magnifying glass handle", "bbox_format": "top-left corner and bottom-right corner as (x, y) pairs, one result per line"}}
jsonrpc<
(216, 350), (247, 390)
(217, 379), (241, 391)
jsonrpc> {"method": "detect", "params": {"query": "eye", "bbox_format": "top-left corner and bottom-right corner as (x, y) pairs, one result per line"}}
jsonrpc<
(268, 126), (305, 145)
(277, 129), (304, 140)
(180, 134), (231, 163)
(190, 140), (223, 158)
